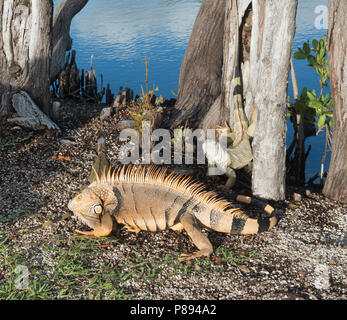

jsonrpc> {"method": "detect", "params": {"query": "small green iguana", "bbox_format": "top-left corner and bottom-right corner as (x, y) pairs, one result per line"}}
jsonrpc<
(68, 159), (279, 260)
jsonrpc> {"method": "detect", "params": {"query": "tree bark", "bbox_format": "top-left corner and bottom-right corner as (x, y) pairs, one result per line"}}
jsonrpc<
(50, 0), (88, 83)
(323, 0), (347, 203)
(167, 0), (225, 129)
(201, 0), (252, 130)
(247, 0), (298, 200)
(0, 0), (88, 120)
(0, 0), (53, 116)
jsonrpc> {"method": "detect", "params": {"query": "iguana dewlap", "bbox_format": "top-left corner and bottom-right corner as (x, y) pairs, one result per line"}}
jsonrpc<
(68, 165), (278, 260)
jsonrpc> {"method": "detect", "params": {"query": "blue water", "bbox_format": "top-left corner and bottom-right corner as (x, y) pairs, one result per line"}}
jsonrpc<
(53, 0), (330, 180)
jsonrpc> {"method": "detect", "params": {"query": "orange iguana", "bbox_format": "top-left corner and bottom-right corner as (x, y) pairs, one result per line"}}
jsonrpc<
(68, 163), (279, 260)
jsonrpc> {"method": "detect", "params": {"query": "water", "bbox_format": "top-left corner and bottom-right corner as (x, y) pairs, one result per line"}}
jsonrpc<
(53, 0), (330, 180)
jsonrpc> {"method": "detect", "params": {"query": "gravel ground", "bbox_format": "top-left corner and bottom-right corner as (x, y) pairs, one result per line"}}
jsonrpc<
(0, 100), (346, 300)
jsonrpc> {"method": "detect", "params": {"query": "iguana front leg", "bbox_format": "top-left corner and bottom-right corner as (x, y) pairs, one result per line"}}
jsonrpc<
(217, 167), (236, 190)
(75, 211), (113, 237)
(178, 213), (213, 261)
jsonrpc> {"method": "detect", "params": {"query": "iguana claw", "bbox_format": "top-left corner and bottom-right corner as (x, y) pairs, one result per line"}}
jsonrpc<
(74, 229), (96, 237)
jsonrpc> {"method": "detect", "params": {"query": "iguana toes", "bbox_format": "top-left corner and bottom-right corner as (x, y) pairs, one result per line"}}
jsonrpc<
(68, 165), (278, 260)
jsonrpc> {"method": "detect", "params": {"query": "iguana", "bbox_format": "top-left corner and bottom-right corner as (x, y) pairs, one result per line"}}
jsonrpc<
(202, 0), (255, 190)
(68, 164), (279, 260)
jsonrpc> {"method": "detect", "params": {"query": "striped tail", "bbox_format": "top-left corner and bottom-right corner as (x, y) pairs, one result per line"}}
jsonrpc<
(222, 191), (281, 234)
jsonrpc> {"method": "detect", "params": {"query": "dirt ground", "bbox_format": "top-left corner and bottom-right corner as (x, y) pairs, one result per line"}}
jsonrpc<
(0, 100), (345, 300)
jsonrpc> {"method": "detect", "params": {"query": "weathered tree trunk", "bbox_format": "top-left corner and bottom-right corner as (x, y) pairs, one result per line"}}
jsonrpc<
(0, 0), (53, 116)
(323, 0), (347, 203)
(247, 0), (298, 200)
(167, 0), (225, 129)
(0, 0), (88, 125)
(50, 0), (88, 83)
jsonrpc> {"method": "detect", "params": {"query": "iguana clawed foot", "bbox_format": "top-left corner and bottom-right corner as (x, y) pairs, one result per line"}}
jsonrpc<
(74, 229), (97, 237)
(179, 249), (211, 261)
(123, 225), (141, 233)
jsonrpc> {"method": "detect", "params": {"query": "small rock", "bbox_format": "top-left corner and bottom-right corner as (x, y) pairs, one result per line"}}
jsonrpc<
(100, 107), (113, 121)
(293, 193), (302, 202)
(10, 126), (22, 131)
(305, 189), (312, 197)
(60, 138), (77, 146)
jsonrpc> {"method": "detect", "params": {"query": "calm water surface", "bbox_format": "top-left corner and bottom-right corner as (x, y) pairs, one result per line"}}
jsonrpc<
(54, 0), (330, 179)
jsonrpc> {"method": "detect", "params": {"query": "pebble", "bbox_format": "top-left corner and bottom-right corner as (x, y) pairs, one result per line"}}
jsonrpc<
(60, 139), (77, 146)
(100, 107), (113, 121)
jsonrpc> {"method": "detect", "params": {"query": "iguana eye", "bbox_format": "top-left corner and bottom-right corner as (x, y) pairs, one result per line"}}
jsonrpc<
(91, 204), (103, 214)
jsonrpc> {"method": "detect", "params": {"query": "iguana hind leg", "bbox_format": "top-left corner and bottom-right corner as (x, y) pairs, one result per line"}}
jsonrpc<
(178, 213), (213, 261)
(170, 223), (184, 231)
(123, 225), (141, 233)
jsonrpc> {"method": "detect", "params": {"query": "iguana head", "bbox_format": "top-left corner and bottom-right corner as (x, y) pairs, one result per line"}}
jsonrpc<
(68, 187), (105, 229)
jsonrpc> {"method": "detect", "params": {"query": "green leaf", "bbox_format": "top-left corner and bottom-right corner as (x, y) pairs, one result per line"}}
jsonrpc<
(303, 42), (311, 54)
(307, 91), (316, 100)
(318, 114), (326, 128)
(307, 54), (316, 66)
(312, 39), (319, 51)
(319, 38), (325, 50)
(307, 98), (324, 113)
(293, 51), (307, 60)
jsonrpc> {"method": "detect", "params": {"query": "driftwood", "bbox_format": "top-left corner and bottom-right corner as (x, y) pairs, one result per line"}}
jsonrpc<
(8, 91), (61, 133)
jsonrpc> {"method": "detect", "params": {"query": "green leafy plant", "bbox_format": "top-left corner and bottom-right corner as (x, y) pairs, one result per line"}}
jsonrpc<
(293, 37), (333, 134)
(287, 36), (333, 185)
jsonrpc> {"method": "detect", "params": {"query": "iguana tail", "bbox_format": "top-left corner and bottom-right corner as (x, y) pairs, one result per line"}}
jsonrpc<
(220, 190), (282, 234)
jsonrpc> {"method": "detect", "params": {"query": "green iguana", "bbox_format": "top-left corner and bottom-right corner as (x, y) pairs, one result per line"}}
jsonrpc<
(202, 0), (255, 190)
(68, 163), (279, 260)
